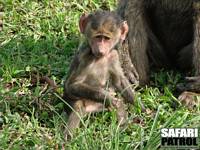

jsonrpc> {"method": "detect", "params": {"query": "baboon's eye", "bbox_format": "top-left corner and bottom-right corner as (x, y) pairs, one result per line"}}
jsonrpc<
(95, 35), (110, 41)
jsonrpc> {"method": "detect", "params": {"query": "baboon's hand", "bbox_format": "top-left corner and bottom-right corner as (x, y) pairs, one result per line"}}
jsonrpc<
(125, 68), (139, 85)
(178, 91), (200, 109)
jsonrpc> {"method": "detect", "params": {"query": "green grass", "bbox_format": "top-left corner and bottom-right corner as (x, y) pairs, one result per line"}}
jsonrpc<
(0, 0), (199, 149)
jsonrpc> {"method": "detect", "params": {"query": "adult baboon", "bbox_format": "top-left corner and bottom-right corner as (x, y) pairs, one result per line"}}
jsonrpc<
(117, 0), (200, 105)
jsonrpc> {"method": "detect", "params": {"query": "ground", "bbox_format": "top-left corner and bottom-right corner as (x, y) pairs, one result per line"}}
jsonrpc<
(0, 0), (199, 149)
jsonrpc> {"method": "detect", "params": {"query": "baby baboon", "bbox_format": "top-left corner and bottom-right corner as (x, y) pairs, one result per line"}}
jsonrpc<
(63, 10), (139, 137)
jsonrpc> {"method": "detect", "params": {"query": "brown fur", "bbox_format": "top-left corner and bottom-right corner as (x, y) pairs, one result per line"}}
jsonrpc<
(117, 0), (200, 107)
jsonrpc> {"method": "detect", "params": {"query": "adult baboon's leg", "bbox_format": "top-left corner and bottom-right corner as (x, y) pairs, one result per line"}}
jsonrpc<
(178, 1), (200, 92)
(177, 1), (200, 108)
(177, 43), (193, 71)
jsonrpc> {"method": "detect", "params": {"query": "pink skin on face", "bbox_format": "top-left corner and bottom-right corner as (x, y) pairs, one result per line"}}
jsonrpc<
(90, 36), (115, 57)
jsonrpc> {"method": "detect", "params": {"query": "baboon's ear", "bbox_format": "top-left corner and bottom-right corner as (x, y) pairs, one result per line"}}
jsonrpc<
(120, 21), (129, 41)
(79, 13), (89, 34)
